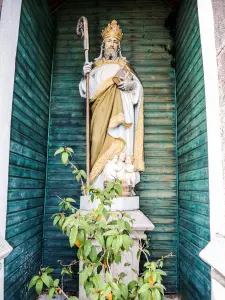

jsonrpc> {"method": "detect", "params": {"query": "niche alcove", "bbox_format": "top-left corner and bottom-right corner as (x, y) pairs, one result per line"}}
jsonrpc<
(4, 0), (210, 299)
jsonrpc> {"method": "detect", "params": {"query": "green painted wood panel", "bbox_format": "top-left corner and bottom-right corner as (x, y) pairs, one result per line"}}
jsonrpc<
(4, 0), (54, 299)
(44, 0), (177, 293)
(176, 0), (211, 299)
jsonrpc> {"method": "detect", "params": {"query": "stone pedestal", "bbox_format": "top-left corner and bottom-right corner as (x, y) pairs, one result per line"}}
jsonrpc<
(80, 195), (139, 211)
(79, 196), (154, 299)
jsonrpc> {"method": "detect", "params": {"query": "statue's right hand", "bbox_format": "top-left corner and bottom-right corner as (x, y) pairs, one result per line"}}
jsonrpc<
(83, 62), (93, 77)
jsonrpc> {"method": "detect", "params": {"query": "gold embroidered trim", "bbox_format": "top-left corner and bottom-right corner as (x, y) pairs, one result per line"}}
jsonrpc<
(90, 77), (115, 102)
(134, 96), (145, 171)
(93, 58), (133, 73)
(90, 138), (126, 183)
(108, 113), (133, 130)
(108, 112), (125, 129)
(124, 123), (132, 129)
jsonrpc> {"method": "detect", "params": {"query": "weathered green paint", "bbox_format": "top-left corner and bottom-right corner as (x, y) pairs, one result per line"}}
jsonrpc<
(176, 1), (211, 299)
(4, 0), (54, 299)
(43, 0), (177, 293)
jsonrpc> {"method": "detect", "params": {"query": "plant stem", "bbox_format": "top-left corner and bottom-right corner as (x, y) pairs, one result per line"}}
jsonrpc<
(107, 252), (113, 276)
(68, 161), (86, 195)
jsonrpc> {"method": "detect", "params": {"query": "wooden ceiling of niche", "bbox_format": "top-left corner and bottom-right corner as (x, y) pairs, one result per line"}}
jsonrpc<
(48, 0), (180, 13)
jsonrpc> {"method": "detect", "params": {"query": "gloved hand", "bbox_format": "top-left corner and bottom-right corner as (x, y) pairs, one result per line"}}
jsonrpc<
(83, 62), (93, 77)
(118, 78), (136, 92)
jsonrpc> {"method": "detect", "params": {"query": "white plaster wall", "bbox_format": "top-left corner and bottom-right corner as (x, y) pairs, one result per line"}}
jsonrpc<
(0, 0), (22, 299)
(198, 0), (225, 299)
(197, 0), (225, 239)
(211, 0), (225, 235)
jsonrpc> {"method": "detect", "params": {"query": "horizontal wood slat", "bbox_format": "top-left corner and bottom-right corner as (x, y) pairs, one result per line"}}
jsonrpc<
(4, 0), (54, 299)
(176, 1), (211, 299)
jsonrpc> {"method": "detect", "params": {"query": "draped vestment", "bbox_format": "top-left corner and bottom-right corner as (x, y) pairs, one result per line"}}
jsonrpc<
(79, 57), (144, 186)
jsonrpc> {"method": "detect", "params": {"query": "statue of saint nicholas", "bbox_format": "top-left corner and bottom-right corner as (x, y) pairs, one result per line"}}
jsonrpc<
(79, 20), (144, 190)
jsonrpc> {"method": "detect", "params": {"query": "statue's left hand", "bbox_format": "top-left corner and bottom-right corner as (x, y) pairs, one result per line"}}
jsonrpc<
(118, 78), (136, 92)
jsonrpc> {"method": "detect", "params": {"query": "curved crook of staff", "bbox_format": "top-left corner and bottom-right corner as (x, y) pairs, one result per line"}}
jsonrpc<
(76, 16), (90, 193)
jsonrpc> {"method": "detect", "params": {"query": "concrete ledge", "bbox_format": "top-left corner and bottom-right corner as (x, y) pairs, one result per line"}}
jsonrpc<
(200, 235), (225, 287)
(80, 209), (155, 232)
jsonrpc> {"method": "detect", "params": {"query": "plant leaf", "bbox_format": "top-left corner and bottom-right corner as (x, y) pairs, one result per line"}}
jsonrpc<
(117, 219), (125, 232)
(93, 274), (101, 289)
(152, 288), (161, 300)
(65, 147), (74, 153)
(41, 272), (50, 288)
(115, 184), (122, 196)
(106, 271), (112, 283)
(103, 229), (118, 236)
(28, 276), (39, 290)
(119, 272), (126, 280)
(157, 269), (167, 276)
(66, 198), (76, 203)
(53, 215), (60, 226)
(53, 279), (59, 287)
(54, 147), (64, 156)
(115, 252), (121, 263)
(35, 278), (43, 295)
(106, 235), (114, 249)
(48, 287), (55, 299)
(95, 233), (105, 247)
(120, 282), (128, 299)
(138, 283), (151, 294)
(90, 246), (97, 262)
(106, 181), (114, 191)
(84, 240), (92, 257)
(128, 280), (137, 291)
(84, 281), (93, 296)
(123, 234), (132, 250)
(80, 170), (87, 179)
(152, 272), (157, 283)
(61, 152), (69, 165)
(69, 226), (78, 247)
(45, 267), (54, 274)
(79, 269), (89, 285)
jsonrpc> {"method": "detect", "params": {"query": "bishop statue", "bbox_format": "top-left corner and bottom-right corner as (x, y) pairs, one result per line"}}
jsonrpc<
(79, 20), (144, 192)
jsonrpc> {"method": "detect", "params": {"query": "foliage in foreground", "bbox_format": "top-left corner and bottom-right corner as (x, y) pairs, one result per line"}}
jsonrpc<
(29, 146), (173, 300)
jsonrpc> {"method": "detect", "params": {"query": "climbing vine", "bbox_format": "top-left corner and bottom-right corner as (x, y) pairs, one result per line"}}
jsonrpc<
(29, 147), (173, 300)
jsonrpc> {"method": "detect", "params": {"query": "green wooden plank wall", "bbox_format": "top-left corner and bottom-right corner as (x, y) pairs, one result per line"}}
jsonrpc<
(176, 0), (211, 299)
(44, 0), (177, 293)
(4, 0), (54, 299)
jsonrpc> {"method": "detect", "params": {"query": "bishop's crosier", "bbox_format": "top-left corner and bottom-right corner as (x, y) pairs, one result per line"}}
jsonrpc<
(79, 20), (144, 191)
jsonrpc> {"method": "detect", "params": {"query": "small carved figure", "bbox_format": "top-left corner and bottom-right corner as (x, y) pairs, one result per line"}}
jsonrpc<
(125, 156), (136, 187)
(117, 152), (126, 181)
(103, 155), (119, 182)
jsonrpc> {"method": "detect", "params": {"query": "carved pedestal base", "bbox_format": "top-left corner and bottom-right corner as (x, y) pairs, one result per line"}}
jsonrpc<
(78, 207), (155, 300)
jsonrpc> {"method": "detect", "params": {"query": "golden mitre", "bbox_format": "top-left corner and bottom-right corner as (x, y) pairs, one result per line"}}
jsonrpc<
(101, 20), (123, 41)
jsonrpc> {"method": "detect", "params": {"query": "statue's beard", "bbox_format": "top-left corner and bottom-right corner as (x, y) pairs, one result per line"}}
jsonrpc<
(103, 48), (118, 60)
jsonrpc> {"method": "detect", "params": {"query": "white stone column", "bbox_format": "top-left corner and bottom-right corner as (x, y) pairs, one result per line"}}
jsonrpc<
(79, 197), (155, 299)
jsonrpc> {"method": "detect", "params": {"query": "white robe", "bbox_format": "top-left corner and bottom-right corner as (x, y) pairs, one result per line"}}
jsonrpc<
(79, 62), (143, 189)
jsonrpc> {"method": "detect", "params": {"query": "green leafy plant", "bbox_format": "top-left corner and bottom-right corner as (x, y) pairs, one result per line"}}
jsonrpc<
(29, 147), (174, 299)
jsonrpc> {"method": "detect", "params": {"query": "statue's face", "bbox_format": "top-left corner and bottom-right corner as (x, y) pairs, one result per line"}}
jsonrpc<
(104, 37), (120, 51)
(103, 37), (120, 60)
